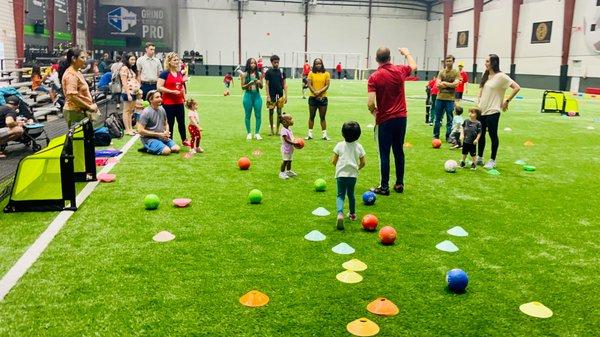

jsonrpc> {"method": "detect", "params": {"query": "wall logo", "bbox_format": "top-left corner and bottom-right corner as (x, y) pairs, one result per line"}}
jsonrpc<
(108, 7), (137, 32)
(584, 2), (600, 53)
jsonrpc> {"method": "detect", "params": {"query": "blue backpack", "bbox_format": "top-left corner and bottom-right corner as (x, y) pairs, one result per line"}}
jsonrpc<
(94, 127), (112, 147)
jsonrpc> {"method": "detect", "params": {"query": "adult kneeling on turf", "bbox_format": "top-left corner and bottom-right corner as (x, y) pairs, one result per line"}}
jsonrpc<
(367, 47), (417, 195)
(137, 90), (180, 155)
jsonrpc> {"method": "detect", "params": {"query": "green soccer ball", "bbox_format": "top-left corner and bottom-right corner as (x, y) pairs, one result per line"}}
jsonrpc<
(248, 189), (263, 204)
(144, 194), (160, 210)
(314, 178), (327, 192)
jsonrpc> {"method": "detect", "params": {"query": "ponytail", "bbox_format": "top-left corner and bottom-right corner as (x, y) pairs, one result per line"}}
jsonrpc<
(58, 48), (84, 82)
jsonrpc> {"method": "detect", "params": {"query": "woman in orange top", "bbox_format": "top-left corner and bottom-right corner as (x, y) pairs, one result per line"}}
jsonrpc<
(58, 48), (98, 127)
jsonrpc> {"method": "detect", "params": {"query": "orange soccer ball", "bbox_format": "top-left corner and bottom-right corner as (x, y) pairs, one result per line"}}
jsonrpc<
(238, 157), (251, 170)
(379, 226), (397, 245)
(432, 139), (442, 148)
(361, 214), (379, 231)
(295, 138), (305, 149)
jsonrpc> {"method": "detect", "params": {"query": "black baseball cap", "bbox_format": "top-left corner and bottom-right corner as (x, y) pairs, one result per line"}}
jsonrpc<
(5, 96), (19, 105)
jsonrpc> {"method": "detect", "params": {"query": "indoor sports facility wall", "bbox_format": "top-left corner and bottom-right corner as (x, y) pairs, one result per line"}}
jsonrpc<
(178, 0), (442, 74)
(446, 0), (600, 90)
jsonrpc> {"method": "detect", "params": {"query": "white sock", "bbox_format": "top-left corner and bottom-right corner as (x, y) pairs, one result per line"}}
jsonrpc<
(308, 129), (313, 135)
(322, 130), (328, 137)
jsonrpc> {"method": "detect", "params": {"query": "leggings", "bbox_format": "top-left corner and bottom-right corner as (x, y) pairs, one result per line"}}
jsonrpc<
(243, 91), (262, 133)
(188, 124), (202, 148)
(336, 177), (357, 215)
(377, 117), (407, 189)
(477, 113), (500, 160)
(163, 104), (187, 142)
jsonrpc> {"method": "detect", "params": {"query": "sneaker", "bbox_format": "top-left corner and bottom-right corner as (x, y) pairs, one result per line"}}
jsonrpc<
(484, 159), (496, 170)
(348, 213), (357, 221)
(336, 213), (345, 230)
(246, 133), (252, 140)
(196, 147), (204, 153)
(370, 186), (390, 196)
(471, 163), (477, 170)
(476, 157), (484, 166)
(279, 172), (289, 179)
(322, 135), (330, 141)
(182, 139), (191, 147)
(428, 122), (433, 126)
(393, 184), (404, 193)
(451, 144), (460, 149)
(285, 170), (297, 177)
(305, 135), (313, 140)
(254, 134), (263, 140)
(460, 161), (466, 168)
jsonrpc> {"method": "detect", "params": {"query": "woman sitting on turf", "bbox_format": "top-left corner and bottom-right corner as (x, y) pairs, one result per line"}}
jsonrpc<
(240, 58), (264, 140)
(476, 54), (521, 169)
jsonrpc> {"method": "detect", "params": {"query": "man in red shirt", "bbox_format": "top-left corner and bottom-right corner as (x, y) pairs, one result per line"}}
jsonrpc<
(335, 62), (343, 79)
(367, 47), (417, 195)
(455, 63), (469, 105)
(302, 60), (310, 98)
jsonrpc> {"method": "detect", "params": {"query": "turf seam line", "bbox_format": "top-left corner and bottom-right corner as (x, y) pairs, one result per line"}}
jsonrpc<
(0, 135), (139, 301)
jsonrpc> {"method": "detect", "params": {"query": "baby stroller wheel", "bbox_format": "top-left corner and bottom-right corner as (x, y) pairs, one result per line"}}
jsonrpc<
(32, 142), (41, 152)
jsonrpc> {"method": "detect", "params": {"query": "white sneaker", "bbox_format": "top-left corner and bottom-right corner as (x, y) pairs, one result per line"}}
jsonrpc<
(476, 157), (485, 166)
(322, 134), (330, 141)
(484, 159), (496, 170)
(305, 132), (313, 140)
(254, 134), (263, 140)
(285, 170), (297, 177)
(279, 172), (289, 179)
(246, 133), (252, 140)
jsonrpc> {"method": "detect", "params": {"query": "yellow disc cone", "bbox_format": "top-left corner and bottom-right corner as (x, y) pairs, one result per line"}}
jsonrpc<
(346, 317), (380, 336)
(239, 290), (269, 307)
(519, 301), (553, 318)
(336, 270), (363, 284)
(342, 259), (368, 272)
(367, 297), (399, 316)
(523, 140), (534, 146)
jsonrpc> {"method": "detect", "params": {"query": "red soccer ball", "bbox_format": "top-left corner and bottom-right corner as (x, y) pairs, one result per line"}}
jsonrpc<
(432, 139), (442, 148)
(238, 157), (251, 170)
(295, 138), (305, 149)
(379, 226), (397, 245)
(361, 214), (379, 231)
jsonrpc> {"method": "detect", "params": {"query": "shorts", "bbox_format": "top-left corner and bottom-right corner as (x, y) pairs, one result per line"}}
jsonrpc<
(308, 96), (328, 107)
(302, 77), (308, 89)
(224, 82), (231, 89)
(462, 143), (476, 156)
(267, 96), (286, 110)
(455, 92), (464, 99)
(282, 151), (293, 161)
(144, 138), (177, 155)
(121, 93), (135, 102)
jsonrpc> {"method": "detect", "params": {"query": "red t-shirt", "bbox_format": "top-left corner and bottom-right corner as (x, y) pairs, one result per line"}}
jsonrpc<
(367, 63), (412, 125)
(224, 74), (233, 83)
(257, 61), (263, 71)
(303, 64), (311, 76)
(456, 71), (469, 93)
(428, 78), (439, 95)
(336, 64), (342, 72)
(159, 70), (185, 105)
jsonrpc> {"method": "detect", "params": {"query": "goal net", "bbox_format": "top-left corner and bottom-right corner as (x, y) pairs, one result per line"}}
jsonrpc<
(290, 51), (364, 80)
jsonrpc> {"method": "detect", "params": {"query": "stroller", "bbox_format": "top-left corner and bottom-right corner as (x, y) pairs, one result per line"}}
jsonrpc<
(0, 94), (50, 153)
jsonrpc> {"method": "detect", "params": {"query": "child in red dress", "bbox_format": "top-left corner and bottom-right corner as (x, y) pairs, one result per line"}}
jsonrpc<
(185, 99), (203, 153)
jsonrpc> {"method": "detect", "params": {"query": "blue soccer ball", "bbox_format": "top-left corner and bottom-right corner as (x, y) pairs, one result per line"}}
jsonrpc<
(446, 269), (468, 293)
(362, 191), (376, 205)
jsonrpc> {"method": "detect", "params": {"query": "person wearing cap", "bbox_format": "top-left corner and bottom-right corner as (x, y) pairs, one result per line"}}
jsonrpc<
(455, 63), (469, 106)
(0, 96), (25, 158)
(137, 42), (163, 99)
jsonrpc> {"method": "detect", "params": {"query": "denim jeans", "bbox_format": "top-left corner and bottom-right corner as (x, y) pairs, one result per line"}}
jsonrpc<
(377, 117), (407, 189)
(433, 99), (454, 140)
(336, 177), (357, 214)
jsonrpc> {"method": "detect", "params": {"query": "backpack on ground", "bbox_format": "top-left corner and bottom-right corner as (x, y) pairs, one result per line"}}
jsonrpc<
(105, 113), (124, 138)
(94, 126), (112, 146)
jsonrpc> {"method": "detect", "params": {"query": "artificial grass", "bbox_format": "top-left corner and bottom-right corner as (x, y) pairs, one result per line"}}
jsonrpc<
(0, 77), (599, 336)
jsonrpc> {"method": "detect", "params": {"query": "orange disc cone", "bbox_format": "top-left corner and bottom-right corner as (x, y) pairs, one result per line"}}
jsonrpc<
(367, 297), (399, 316)
(346, 317), (380, 336)
(239, 290), (269, 307)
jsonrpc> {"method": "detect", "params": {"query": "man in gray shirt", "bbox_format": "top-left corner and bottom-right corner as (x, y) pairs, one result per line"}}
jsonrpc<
(137, 90), (180, 155)
(137, 42), (163, 98)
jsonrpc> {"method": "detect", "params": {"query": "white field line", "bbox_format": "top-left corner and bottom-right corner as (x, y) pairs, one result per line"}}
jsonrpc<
(0, 135), (139, 301)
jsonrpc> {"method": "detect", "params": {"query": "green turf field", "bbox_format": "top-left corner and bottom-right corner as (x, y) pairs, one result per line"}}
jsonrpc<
(0, 77), (599, 336)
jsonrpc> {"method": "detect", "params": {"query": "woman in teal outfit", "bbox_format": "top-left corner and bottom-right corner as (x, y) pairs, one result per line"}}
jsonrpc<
(240, 58), (264, 140)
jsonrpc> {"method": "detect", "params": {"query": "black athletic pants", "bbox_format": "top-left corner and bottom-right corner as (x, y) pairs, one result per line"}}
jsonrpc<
(163, 104), (187, 142)
(477, 113), (500, 160)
